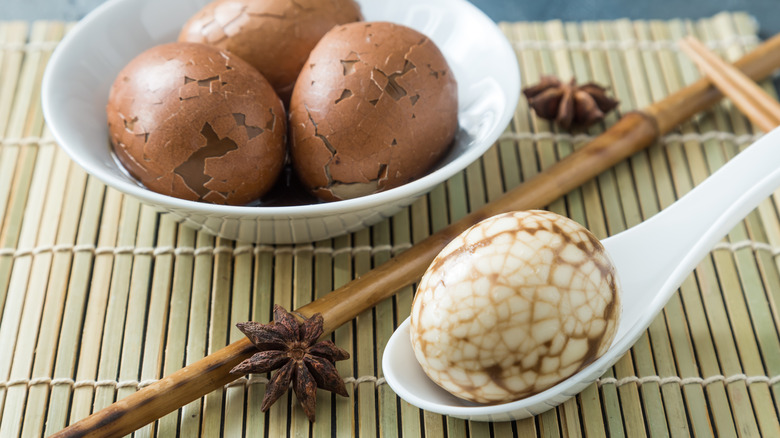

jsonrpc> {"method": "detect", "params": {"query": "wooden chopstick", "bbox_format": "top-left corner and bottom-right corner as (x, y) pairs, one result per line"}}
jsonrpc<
(679, 36), (780, 132)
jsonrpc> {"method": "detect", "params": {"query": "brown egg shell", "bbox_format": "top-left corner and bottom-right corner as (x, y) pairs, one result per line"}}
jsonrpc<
(106, 41), (286, 205)
(289, 21), (458, 202)
(178, 0), (363, 103)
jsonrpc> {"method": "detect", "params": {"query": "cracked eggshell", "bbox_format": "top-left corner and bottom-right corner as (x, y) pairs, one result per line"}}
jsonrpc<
(106, 42), (286, 205)
(410, 210), (621, 404)
(178, 0), (363, 103)
(288, 21), (458, 202)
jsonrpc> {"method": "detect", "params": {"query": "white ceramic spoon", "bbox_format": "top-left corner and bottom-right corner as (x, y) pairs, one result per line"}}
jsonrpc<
(383, 127), (780, 422)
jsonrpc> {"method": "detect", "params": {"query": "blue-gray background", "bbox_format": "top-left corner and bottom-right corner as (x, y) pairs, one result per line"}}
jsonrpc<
(4, 0), (780, 39)
(5, 0), (779, 94)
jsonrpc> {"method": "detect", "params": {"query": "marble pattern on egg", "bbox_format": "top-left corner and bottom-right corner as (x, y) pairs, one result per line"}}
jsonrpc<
(410, 210), (620, 404)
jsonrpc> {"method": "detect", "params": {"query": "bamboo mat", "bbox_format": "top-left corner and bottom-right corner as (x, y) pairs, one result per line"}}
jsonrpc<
(1, 11), (780, 437)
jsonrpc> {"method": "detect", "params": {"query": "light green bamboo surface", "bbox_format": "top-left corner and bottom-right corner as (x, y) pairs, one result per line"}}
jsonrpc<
(1, 12), (779, 437)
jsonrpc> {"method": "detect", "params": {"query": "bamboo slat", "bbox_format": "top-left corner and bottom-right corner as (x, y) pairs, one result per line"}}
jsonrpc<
(155, 225), (196, 436)
(0, 23), (63, 438)
(643, 21), (692, 438)
(0, 22), (29, 253)
(0, 12), (779, 438)
(588, 19), (635, 437)
(114, 204), (156, 407)
(223, 242), (252, 437)
(660, 19), (722, 438)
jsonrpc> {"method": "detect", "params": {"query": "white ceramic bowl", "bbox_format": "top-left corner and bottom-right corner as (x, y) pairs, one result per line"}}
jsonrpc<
(42, 0), (519, 244)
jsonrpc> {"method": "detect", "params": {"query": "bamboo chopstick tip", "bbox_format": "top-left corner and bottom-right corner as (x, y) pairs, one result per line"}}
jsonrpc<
(677, 37), (698, 54)
(677, 33), (780, 131)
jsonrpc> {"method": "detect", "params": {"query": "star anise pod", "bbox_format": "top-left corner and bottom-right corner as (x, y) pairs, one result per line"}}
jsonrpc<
(522, 75), (619, 130)
(231, 304), (350, 422)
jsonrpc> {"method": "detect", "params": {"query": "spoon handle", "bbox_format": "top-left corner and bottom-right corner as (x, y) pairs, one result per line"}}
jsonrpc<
(607, 127), (780, 312)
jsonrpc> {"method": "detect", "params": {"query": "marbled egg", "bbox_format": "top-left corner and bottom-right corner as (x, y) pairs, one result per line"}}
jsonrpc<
(410, 210), (621, 404)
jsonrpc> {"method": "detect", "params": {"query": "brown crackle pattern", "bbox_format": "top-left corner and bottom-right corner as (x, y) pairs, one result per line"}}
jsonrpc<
(410, 210), (621, 404)
(288, 22), (458, 202)
(179, 0), (363, 103)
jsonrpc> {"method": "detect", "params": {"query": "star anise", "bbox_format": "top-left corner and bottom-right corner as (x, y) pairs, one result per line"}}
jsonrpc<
(231, 305), (350, 422)
(522, 75), (619, 130)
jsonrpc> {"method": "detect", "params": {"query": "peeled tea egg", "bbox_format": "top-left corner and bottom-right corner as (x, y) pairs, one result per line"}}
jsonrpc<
(106, 42), (286, 205)
(410, 210), (621, 404)
(288, 21), (458, 202)
(179, 0), (363, 103)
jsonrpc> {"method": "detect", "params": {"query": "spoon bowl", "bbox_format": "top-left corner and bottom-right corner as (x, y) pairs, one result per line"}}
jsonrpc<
(383, 127), (780, 421)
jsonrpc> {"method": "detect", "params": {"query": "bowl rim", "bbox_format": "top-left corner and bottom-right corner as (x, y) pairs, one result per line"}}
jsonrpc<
(41, 0), (520, 219)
